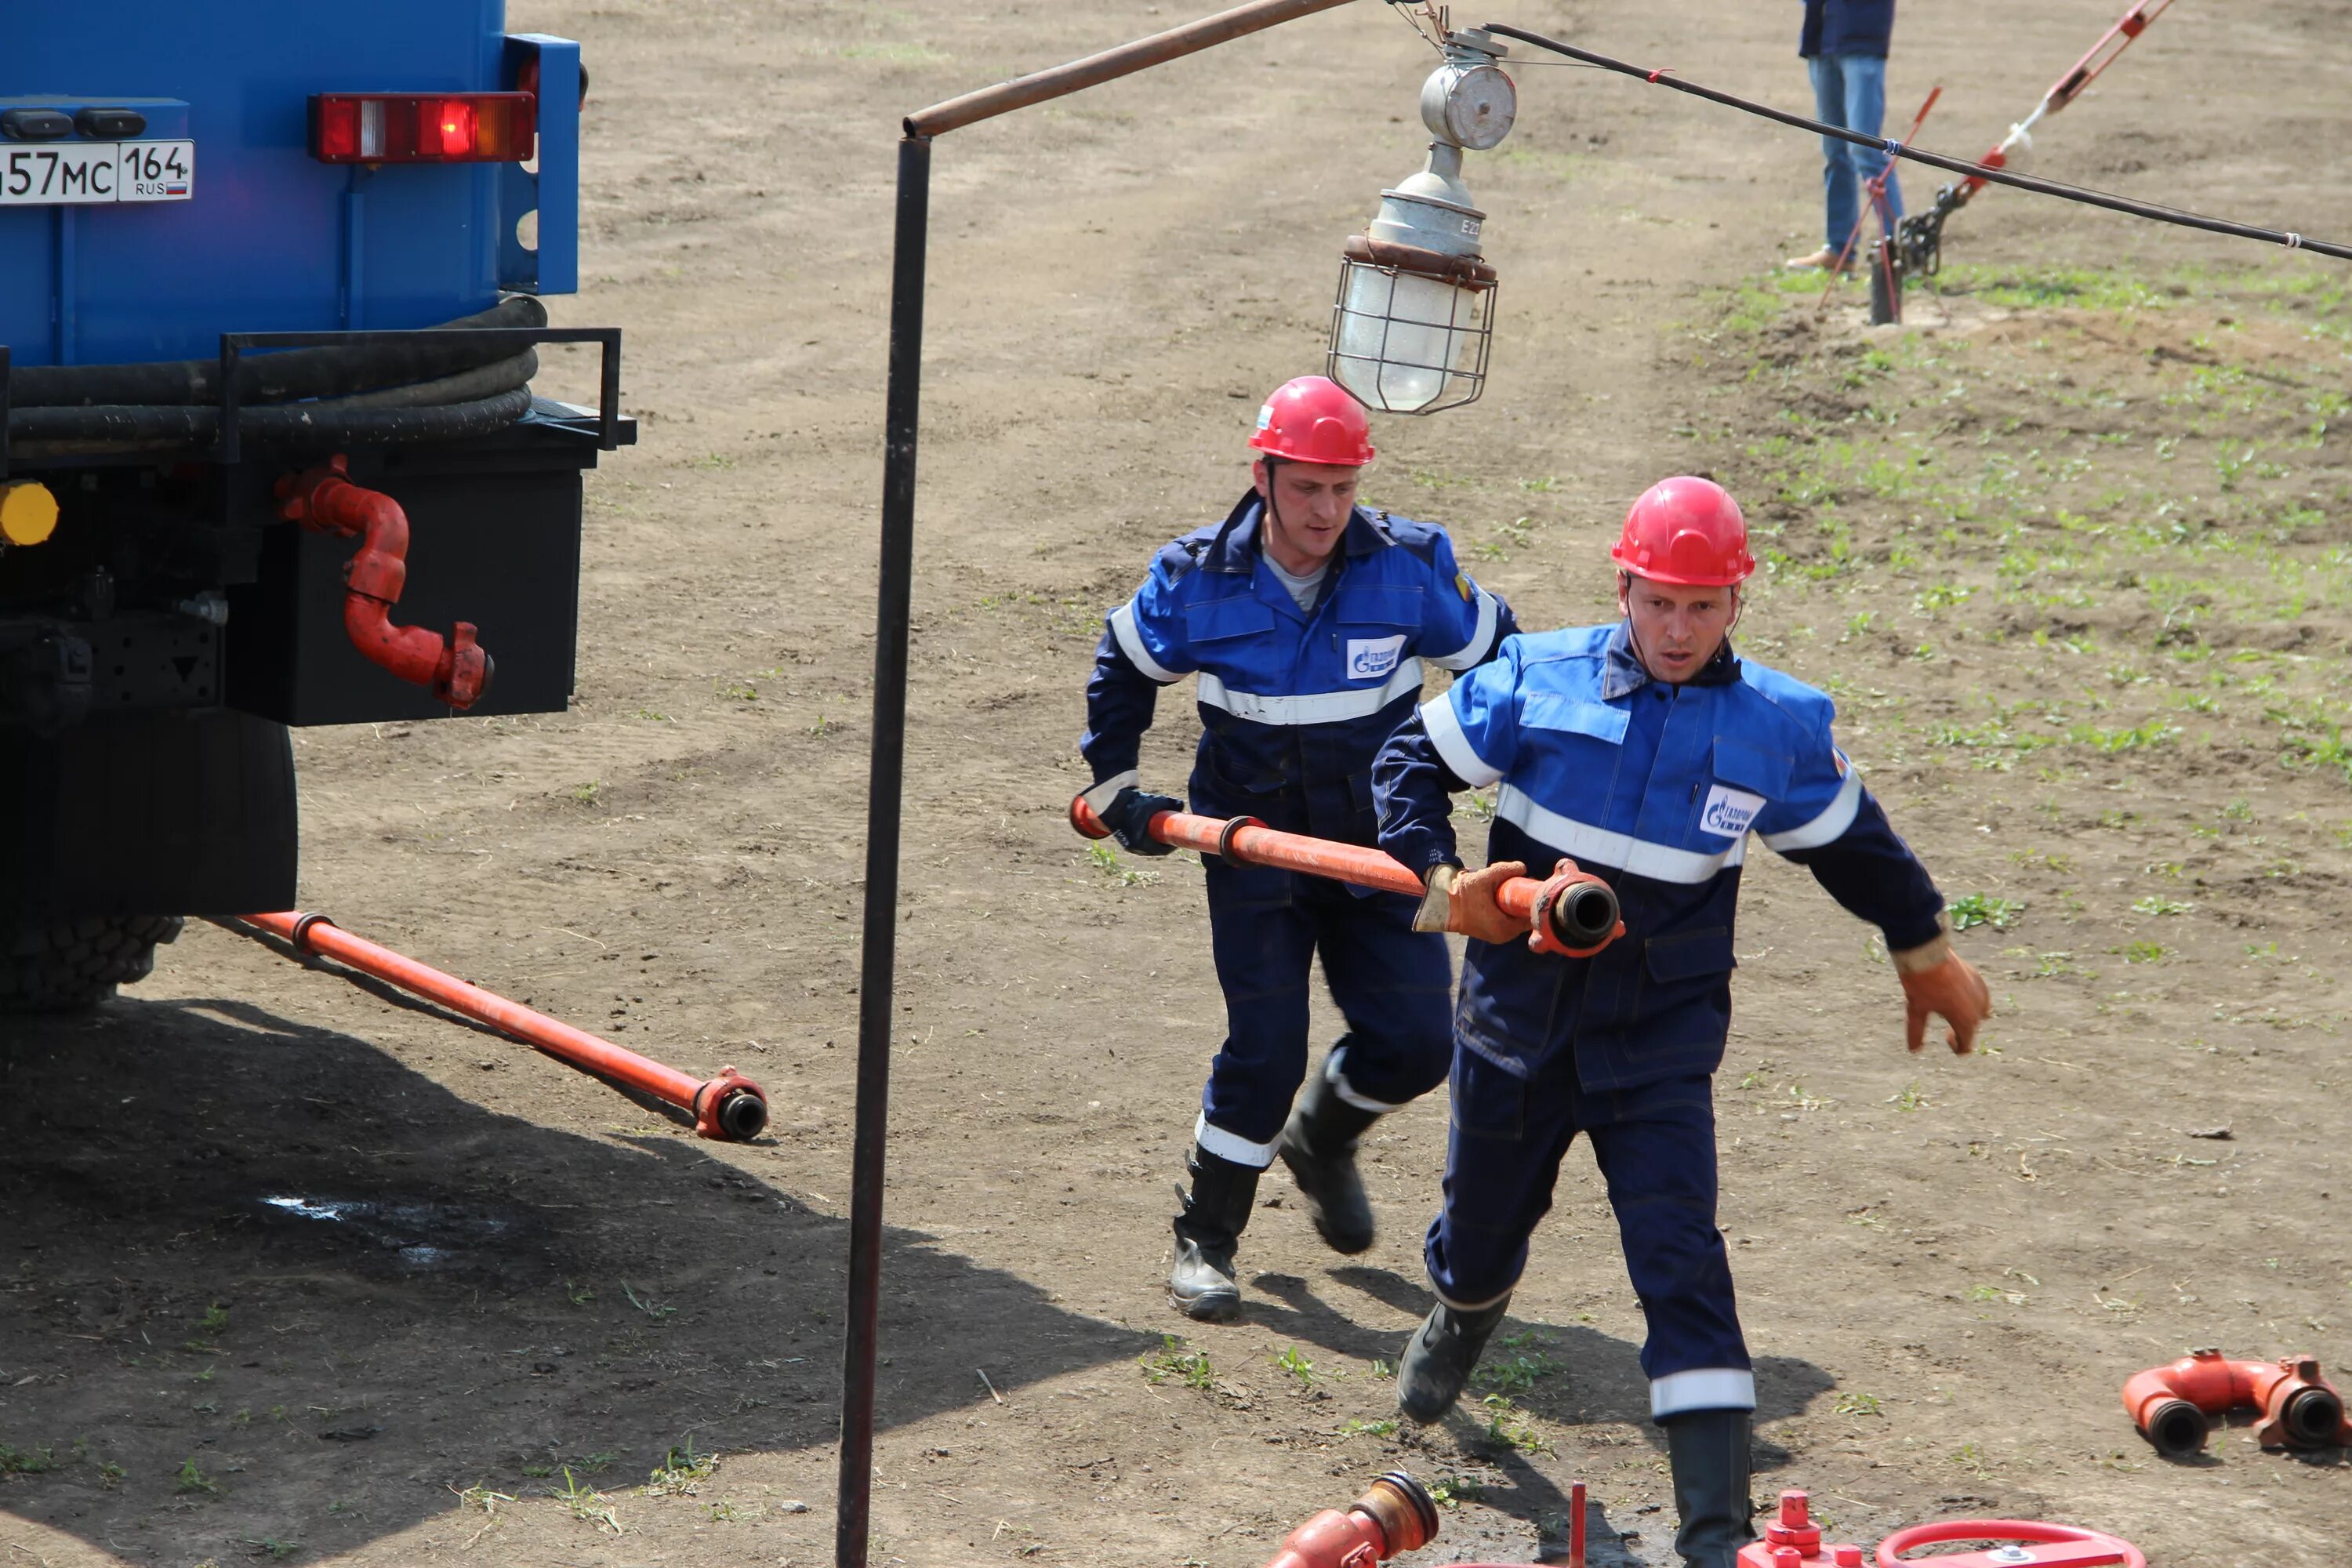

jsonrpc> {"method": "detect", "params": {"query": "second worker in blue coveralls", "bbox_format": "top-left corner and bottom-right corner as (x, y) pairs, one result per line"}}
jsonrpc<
(1079, 375), (1515, 1322)
(1373, 476), (1991, 1567)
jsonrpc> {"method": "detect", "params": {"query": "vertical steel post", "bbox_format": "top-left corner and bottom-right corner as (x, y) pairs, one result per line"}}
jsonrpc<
(836, 132), (929, 1568)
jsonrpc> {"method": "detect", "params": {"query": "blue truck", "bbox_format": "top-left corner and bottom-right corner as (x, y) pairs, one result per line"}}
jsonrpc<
(1, 2), (630, 1009)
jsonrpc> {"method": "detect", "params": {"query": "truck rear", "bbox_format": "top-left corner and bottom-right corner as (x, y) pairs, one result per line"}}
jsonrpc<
(2, 1), (629, 1009)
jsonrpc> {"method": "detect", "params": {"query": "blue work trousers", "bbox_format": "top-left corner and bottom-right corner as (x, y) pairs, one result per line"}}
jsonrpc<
(1427, 1049), (1755, 1418)
(1194, 855), (1453, 1167)
(1809, 53), (1904, 250)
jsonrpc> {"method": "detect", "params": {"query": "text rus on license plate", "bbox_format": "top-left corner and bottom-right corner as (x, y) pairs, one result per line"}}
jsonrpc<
(0, 141), (194, 206)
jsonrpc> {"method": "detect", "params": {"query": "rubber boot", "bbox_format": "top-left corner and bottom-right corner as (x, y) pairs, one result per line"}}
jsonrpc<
(1396, 1294), (1511, 1423)
(1168, 1145), (1259, 1322)
(1275, 1071), (1381, 1254)
(1662, 1407), (1755, 1567)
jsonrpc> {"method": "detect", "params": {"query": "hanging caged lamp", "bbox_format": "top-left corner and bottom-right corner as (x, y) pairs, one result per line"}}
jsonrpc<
(1328, 27), (1515, 415)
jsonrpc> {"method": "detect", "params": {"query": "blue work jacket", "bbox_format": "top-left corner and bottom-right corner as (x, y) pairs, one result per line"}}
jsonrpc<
(1800, 0), (1895, 59)
(1082, 489), (1515, 848)
(1374, 622), (1944, 1090)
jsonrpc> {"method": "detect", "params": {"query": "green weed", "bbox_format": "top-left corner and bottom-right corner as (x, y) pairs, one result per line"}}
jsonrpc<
(175, 1456), (220, 1494)
(1138, 1336), (1214, 1390)
(645, 1439), (719, 1496)
(1275, 1345), (1318, 1389)
(1947, 894), (2025, 931)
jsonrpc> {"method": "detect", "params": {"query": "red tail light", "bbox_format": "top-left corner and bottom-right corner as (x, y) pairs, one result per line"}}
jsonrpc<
(309, 93), (535, 164)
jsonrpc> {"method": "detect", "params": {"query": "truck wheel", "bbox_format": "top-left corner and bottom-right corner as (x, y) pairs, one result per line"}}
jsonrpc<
(0, 915), (185, 1014)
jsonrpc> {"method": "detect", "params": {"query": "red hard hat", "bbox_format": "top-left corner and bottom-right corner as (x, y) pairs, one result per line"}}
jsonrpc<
(1610, 476), (1755, 586)
(1247, 376), (1376, 466)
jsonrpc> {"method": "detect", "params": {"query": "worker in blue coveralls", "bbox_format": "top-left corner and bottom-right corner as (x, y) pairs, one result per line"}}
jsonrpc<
(1372, 476), (1991, 1566)
(1076, 374), (1517, 1323)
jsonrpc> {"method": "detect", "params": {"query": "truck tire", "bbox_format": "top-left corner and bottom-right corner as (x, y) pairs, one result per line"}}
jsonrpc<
(0, 914), (184, 1014)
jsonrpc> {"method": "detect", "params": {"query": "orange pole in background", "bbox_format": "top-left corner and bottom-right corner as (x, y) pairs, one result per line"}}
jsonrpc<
(222, 911), (768, 1141)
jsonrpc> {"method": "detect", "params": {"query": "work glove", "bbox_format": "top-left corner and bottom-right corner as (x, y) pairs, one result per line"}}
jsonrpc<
(1413, 861), (1526, 945)
(1893, 928), (1992, 1054)
(1097, 786), (1181, 856)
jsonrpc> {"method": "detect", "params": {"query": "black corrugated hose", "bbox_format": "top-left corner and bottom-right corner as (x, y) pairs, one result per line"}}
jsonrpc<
(8, 295), (550, 458)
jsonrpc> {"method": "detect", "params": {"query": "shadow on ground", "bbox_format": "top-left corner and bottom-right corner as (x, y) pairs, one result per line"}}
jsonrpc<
(0, 996), (1154, 1563)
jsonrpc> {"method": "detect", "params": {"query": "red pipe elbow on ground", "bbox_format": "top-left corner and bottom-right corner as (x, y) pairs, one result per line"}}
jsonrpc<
(1261, 1472), (1438, 1568)
(275, 456), (492, 708)
(2122, 1348), (2352, 1458)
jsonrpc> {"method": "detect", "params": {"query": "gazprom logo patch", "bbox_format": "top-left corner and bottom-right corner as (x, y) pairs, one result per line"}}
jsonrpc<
(1699, 785), (1765, 839)
(1345, 635), (1406, 681)
(1256, 403), (1276, 431)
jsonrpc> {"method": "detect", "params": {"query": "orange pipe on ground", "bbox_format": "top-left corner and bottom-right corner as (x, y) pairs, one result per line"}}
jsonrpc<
(2121, 1349), (2351, 1458)
(1260, 1472), (1438, 1568)
(1070, 798), (1622, 953)
(225, 911), (768, 1142)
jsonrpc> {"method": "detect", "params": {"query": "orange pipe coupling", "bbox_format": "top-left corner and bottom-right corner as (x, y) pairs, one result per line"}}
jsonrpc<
(225, 911), (768, 1142)
(2122, 1348), (2351, 1458)
(1261, 1472), (1438, 1568)
(275, 455), (492, 709)
(1069, 797), (1624, 956)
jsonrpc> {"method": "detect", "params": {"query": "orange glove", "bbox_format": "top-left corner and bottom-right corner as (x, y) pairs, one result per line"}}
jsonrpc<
(1895, 934), (1992, 1054)
(1413, 861), (1527, 945)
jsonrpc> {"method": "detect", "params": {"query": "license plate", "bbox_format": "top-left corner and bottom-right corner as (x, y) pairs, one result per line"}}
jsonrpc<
(0, 140), (194, 206)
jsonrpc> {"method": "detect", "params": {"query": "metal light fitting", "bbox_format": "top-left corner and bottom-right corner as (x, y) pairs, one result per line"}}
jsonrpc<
(1328, 27), (1514, 416)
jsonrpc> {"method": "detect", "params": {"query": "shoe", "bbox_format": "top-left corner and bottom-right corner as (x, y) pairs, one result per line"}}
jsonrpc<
(1276, 1071), (1381, 1254)
(1663, 1407), (1755, 1566)
(1168, 1145), (1259, 1322)
(1396, 1294), (1512, 1422)
(1784, 245), (1848, 273)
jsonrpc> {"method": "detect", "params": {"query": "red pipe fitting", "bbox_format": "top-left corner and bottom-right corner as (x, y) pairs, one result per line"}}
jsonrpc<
(2122, 1348), (2351, 1458)
(275, 455), (492, 709)
(1261, 1472), (1438, 1568)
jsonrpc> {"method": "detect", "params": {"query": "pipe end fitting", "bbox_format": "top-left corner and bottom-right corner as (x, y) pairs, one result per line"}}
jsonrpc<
(1356, 1472), (1439, 1557)
(2143, 1398), (2208, 1460)
(2281, 1386), (2343, 1447)
(715, 1088), (769, 1142)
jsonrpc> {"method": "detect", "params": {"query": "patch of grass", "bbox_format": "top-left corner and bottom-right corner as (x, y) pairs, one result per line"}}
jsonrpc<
(455, 1483), (516, 1514)
(1947, 894), (2025, 931)
(1085, 840), (1157, 887)
(2131, 895), (2193, 917)
(199, 1302), (230, 1336)
(175, 1456), (220, 1494)
(1965, 1284), (2027, 1305)
(2118, 941), (2169, 964)
(1480, 1395), (1552, 1456)
(1831, 1390), (1884, 1417)
(569, 780), (604, 805)
(645, 1439), (719, 1497)
(1886, 1081), (1929, 1112)
(1274, 1345), (1318, 1389)
(1138, 1336), (1214, 1389)
(1338, 1417), (1400, 1439)
(1472, 1350), (1559, 1396)
(621, 1282), (677, 1321)
(0, 1443), (57, 1475)
(555, 1467), (620, 1533)
(1428, 1473), (1486, 1508)
(564, 1279), (595, 1308)
(241, 1537), (298, 1562)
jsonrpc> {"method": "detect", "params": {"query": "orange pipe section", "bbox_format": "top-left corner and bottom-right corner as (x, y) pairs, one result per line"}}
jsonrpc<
(2121, 1349), (2351, 1458)
(1071, 798), (1622, 952)
(275, 456), (493, 709)
(227, 911), (768, 1142)
(1261, 1472), (1437, 1568)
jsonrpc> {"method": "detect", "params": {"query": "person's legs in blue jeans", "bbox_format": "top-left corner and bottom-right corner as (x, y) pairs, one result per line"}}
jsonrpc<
(1837, 55), (1904, 235)
(1807, 54), (1857, 252)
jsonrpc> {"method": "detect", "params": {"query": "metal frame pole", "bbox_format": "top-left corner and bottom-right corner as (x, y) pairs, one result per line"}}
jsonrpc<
(836, 9), (1356, 1567)
(837, 130), (929, 1568)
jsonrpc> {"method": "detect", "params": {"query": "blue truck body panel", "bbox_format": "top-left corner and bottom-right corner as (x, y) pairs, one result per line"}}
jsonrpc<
(1, 0), (577, 365)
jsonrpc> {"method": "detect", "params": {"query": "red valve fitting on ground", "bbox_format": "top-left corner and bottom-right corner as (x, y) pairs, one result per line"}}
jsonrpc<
(1261, 1471), (1438, 1568)
(1069, 795), (1623, 957)
(1875, 1519), (2143, 1568)
(1735, 1492), (1864, 1568)
(275, 454), (493, 709)
(2122, 1348), (2352, 1458)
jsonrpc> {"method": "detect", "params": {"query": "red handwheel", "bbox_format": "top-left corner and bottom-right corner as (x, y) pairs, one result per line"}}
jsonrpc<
(1876, 1519), (2144, 1568)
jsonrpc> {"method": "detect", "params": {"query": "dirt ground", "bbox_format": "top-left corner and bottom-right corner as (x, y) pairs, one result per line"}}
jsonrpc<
(5, 2), (2350, 1564)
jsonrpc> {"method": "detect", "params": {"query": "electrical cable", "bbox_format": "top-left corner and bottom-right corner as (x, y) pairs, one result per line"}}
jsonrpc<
(1483, 24), (2352, 263)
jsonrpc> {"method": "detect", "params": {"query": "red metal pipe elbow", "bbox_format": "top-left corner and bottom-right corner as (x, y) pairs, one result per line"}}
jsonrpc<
(275, 455), (492, 709)
(2122, 1349), (2351, 1458)
(1261, 1472), (1438, 1568)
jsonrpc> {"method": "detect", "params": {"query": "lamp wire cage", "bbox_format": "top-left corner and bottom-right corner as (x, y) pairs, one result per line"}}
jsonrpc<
(1326, 246), (1497, 416)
